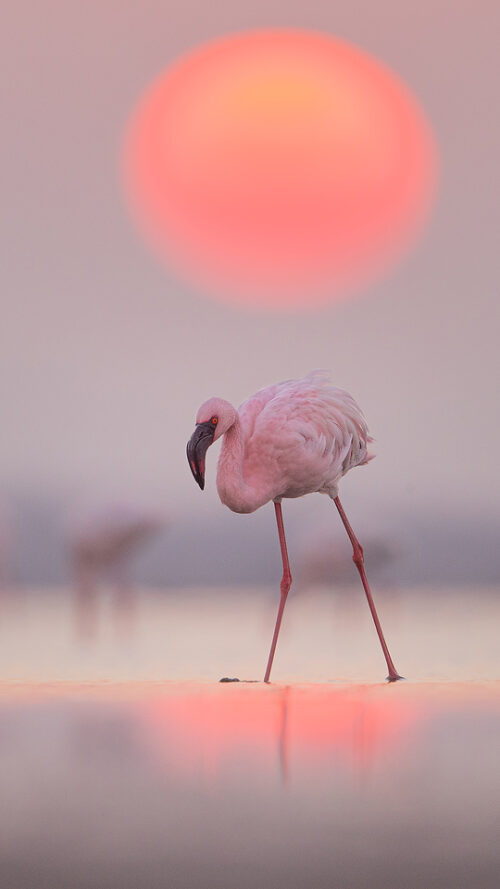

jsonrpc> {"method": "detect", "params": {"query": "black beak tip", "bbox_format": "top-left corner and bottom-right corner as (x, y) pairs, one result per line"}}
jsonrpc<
(187, 422), (215, 491)
(188, 457), (205, 491)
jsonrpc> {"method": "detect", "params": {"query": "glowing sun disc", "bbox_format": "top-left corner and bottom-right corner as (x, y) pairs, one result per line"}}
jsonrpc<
(122, 29), (437, 310)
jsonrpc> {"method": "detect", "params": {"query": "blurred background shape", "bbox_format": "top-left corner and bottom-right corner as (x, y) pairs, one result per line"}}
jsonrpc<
(296, 523), (396, 590)
(68, 501), (167, 586)
(67, 501), (167, 638)
(122, 29), (436, 310)
(0, 503), (14, 590)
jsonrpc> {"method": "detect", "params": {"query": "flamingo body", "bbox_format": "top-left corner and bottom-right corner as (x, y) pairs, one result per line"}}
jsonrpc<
(194, 371), (372, 514)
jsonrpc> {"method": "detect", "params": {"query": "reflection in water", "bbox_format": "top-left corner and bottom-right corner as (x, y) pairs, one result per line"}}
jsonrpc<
(0, 682), (499, 889)
(278, 685), (290, 783)
(139, 685), (423, 784)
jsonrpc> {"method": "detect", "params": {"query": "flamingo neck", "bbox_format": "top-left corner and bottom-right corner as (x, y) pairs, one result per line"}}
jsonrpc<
(216, 415), (263, 514)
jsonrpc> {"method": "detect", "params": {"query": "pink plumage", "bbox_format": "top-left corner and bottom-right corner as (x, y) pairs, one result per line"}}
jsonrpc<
(236, 370), (373, 502)
(187, 371), (401, 683)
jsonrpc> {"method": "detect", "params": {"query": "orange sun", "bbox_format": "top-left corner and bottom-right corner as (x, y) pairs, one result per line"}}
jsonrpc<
(122, 30), (437, 310)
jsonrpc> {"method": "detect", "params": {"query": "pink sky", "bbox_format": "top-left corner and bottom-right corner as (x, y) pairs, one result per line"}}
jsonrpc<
(1, 1), (499, 583)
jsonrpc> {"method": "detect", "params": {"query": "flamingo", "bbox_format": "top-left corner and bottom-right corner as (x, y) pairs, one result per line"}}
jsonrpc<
(67, 503), (167, 637)
(187, 371), (402, 683)
(69, 503), (167, 583)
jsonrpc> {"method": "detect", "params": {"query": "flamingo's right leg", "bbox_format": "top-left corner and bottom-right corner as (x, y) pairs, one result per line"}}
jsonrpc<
(264, 501), (292, 683)
(334, 496), (403, 682)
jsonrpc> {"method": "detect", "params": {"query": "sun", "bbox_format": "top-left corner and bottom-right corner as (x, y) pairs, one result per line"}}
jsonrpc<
(122, 29), (437, 310)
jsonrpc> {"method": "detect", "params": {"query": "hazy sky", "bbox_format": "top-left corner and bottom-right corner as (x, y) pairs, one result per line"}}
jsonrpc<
(2, 1), (499, 582)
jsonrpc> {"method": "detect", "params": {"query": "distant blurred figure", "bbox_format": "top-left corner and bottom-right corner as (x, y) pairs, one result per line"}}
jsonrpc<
(0, 504), (14, 592)
(67, 503), (167, 639)
(297, 527), (396, 590)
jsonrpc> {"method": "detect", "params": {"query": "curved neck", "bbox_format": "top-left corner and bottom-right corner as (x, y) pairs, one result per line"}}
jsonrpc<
(216, 415), (263, 514)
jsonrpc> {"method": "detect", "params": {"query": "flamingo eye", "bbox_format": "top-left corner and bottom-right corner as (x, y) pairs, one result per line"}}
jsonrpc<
(211, 416), (218, 425)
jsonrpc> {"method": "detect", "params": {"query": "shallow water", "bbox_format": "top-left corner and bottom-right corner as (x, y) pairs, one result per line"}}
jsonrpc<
(1, 585), (499, 682)
(0, 587), (499, 888)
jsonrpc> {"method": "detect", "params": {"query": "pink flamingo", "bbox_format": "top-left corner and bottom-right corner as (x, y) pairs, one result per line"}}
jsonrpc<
(69, 504), (166, 585)
(68, 503), (167, 638)
(187, 371), (402, 683)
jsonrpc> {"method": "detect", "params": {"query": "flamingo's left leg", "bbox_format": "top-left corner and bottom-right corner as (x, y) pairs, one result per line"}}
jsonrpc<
(264, 501), (292, 683)
(334, 496), (403, 682)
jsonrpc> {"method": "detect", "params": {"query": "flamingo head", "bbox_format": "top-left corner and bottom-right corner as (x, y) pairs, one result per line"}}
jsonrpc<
(187, 398), (236, 490)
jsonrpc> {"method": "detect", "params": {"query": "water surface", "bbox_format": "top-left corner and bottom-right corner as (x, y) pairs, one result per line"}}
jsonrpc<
(0, 587), (499, 888)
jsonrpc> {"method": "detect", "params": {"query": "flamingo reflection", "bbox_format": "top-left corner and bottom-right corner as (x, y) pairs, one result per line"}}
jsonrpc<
(139, 686), (422, 785)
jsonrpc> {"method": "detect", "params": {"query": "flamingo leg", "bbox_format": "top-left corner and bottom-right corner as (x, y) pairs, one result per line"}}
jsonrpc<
(264, 502), (292, 683)
(334, 496), (403, 682)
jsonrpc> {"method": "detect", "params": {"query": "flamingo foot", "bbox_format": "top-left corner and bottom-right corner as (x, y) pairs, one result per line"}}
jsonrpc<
(386, 673), (405, 682)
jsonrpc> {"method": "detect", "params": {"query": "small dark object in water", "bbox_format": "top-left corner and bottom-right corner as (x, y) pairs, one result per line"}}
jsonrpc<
(219, 677), (240, 683)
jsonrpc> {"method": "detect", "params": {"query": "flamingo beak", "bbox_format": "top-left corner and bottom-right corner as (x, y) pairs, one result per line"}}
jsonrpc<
(186, 422), (216, 490)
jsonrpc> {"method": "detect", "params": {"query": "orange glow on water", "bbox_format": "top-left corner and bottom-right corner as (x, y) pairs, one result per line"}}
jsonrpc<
(141, 686), (423, 783)
(122, 30), (437, 310)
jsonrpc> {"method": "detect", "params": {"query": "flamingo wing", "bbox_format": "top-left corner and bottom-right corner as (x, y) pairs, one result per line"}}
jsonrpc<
(240, 372), (372, 499)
